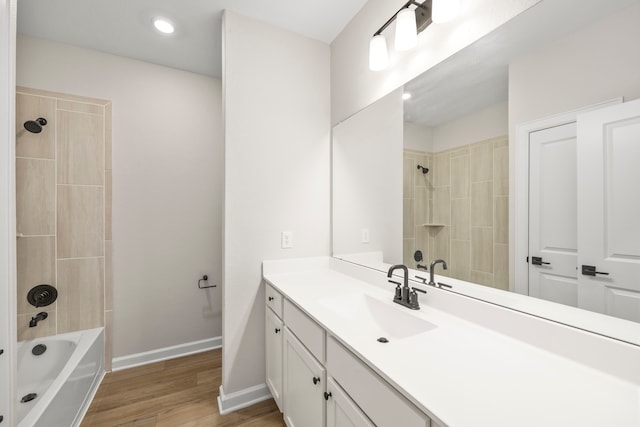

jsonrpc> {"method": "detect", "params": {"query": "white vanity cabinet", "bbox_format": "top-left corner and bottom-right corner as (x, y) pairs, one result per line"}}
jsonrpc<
(265, 284), (284, 411)
(283, 327), (326, 427)
(326, 377), (374, 427)
(265, 281), (436, 427)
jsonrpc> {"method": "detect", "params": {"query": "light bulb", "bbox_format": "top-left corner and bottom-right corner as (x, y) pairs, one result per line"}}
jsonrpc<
(394, 8), (417, 51)
(369, 35), (389, 71)
(153, 18), (175, 34)
(432, 0), (461, 24)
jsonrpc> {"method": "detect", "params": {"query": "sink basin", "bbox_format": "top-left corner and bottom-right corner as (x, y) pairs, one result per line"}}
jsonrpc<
(319, 293), (436, 340)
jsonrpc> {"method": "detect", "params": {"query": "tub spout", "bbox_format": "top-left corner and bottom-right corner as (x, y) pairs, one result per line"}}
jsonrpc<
(29, 312), (48, 327)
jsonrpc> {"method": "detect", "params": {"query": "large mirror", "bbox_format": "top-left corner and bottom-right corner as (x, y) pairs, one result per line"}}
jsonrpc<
(332, 0), (640, 342)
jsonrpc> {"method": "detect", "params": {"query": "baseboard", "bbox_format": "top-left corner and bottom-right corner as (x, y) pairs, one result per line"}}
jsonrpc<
(217, 384), (273, 415)
(112, 336), (222, 371)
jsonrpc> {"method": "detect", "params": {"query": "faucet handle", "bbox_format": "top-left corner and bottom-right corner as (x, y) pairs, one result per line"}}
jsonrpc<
(412, 287), (427, 294)
(388, 280), (402, 287)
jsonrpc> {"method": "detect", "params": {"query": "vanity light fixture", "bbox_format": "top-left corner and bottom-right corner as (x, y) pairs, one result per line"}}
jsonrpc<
(369, 0), (461, 71)
(153, 17), (175, 34)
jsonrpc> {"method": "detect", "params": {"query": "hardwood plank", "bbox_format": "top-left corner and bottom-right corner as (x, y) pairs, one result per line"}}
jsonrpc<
(82, 349), (284, 427)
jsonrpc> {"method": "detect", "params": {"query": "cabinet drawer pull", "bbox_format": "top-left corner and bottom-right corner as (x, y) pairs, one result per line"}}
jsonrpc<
(268, 296), (275, 301)
(312, 376), (320, 385)
(324, 391), (332, 401)
(274, 328), (280, 334)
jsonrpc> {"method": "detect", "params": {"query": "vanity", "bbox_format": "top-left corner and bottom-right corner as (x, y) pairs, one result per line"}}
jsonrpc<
(263, 257), (640, 427)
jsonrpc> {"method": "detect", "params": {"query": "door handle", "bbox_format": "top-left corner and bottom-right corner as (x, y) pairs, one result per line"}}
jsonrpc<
(581, 265), (609, 276)
(531, 256), (551, 266)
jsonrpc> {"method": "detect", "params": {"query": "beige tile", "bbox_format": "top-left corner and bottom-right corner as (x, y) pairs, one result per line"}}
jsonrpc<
(470, 141), (493, 183)
(471, 181), (493, 227)
(471, 227), (493, 273)
(494, 243), (509, 291)
(17, 236), (56, 315)
(105, 310), (113, 371)
(17, 310), (56, 341)
(449, 146), (469, 158)
(57, 99), (104, 115)
(106, 169), (112, 240)
(16, 158), (55, 235)
(431, 227), (450, 267)
(403, 238), (415, 266)
(450, 240), (470, 282)
(57, 258), (105, 333)
(403, 199), (414, 239)
(450, 155), (469, 198)
(433, 187), (451, 225)
(16, 93), (56, 159)
(495, 196), (509, 244)
(105, 240), (113, 311)
(414, 188), (429, 225)
(58, 186), (104, 258)
(18, 86), (109, 106)
(414, 154), (430, 188)
(57, 110), (105, 185)
(470, 270), (495, 288)
(493, 144), (509, 181)
(403, 155), (414, 198)
(494, 178), (509, 197)
(451, 198), (470, 240)
(433, 153), (450, 187)
(105, 103), (112, 170)
(415, 225), (430, 260)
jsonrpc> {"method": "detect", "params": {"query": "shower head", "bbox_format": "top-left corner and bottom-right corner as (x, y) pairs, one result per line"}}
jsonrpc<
(416, 165), (429, 174)
(23, 117), (47, 134)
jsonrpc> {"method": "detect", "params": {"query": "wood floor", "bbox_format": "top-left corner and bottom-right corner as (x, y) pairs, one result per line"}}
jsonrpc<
(82, 349), (285, 426)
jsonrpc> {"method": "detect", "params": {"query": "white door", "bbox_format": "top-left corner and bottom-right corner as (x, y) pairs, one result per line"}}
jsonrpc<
(265, 308), (283, 411)
(528, 122), (579, 306)
(326, 377), (374, 427)
(577, 99), (640, 322)
(283, 328), (325, 427)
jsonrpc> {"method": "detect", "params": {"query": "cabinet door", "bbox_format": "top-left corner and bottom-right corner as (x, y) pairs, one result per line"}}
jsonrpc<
(284, 327), (325, 427)
(326, 377), (374, 427)
(265, 307), (283, 411)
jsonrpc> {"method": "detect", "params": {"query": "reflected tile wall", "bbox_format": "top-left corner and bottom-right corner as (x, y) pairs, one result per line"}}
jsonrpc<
(403, 136), (509, 290)
(16, 88), (112, 365)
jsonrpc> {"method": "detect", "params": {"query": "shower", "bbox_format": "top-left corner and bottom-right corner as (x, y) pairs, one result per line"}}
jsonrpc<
(416, 164), (429, 174)
(23, 117), (47, 134)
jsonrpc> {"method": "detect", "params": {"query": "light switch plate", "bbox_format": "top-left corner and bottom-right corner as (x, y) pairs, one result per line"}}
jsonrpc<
(281, 231), (293, 248)
(361, 229), (370, 243)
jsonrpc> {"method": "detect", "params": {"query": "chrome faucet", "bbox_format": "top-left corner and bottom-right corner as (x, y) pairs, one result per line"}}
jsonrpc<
(387, 264), (426, 310)
(29, 311), (48, 328)
(428, 259), (448, 286)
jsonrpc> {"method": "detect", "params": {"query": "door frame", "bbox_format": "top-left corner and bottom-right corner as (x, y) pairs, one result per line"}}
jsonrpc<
(512, 98), (622, 296)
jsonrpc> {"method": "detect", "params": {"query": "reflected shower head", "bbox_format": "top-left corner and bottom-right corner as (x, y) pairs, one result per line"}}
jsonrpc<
(416, 165), (429, 174)
(24, 117), (47, 134)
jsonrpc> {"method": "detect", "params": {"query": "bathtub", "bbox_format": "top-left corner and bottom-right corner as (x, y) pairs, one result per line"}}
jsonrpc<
(17, 328), (104, 427)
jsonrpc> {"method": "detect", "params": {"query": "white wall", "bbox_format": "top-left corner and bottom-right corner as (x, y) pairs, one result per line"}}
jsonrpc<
(404, 121), (433, 152)
(432, 101), (508, 152)
(17, 36), (224, 358)
(508, 3), (640, 284)
(0, 1), (17, 424)
(330, 0), (540, 125)
(222, 11), (330, 395)
(333, 89), (403, 261)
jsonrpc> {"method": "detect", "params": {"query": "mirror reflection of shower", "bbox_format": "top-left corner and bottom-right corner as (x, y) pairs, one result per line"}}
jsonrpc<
(416, 164), (429, 174)
(23, 117), (47, 133)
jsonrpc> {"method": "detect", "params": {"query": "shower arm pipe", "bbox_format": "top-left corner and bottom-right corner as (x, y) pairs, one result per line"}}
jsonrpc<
(372, 0), (427, 36)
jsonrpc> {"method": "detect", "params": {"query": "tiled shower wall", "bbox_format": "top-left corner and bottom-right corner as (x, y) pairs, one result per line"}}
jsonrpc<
(403, 149), (433, 267)
(16, 87), (113, 368)
(403, 136), (509, 290)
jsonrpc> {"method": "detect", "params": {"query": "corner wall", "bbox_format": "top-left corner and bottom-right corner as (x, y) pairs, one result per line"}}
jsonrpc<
(17, 36), (223, 360)
(222, 11), (330, 395)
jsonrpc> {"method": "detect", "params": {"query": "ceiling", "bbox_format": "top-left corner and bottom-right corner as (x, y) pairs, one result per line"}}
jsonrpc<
(16, 0), (368, 78)
(403, 0), (638, 128)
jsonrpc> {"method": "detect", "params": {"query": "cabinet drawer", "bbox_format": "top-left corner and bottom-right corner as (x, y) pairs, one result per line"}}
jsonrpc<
(327, 337), (429, 427)
(265, 283), (283, 318)
(326, 377), (374, 427)
(284, 299), (325, 363)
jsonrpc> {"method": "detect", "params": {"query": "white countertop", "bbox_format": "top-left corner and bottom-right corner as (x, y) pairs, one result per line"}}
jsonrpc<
(263, 259), (640, 427)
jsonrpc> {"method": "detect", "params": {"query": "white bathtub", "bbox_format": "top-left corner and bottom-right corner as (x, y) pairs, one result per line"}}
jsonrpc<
(17, 328), (104, 427)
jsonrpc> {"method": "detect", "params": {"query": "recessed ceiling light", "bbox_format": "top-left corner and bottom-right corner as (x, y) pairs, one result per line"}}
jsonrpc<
(403, 92), (412, 100)
(153, 18), (175, 34)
